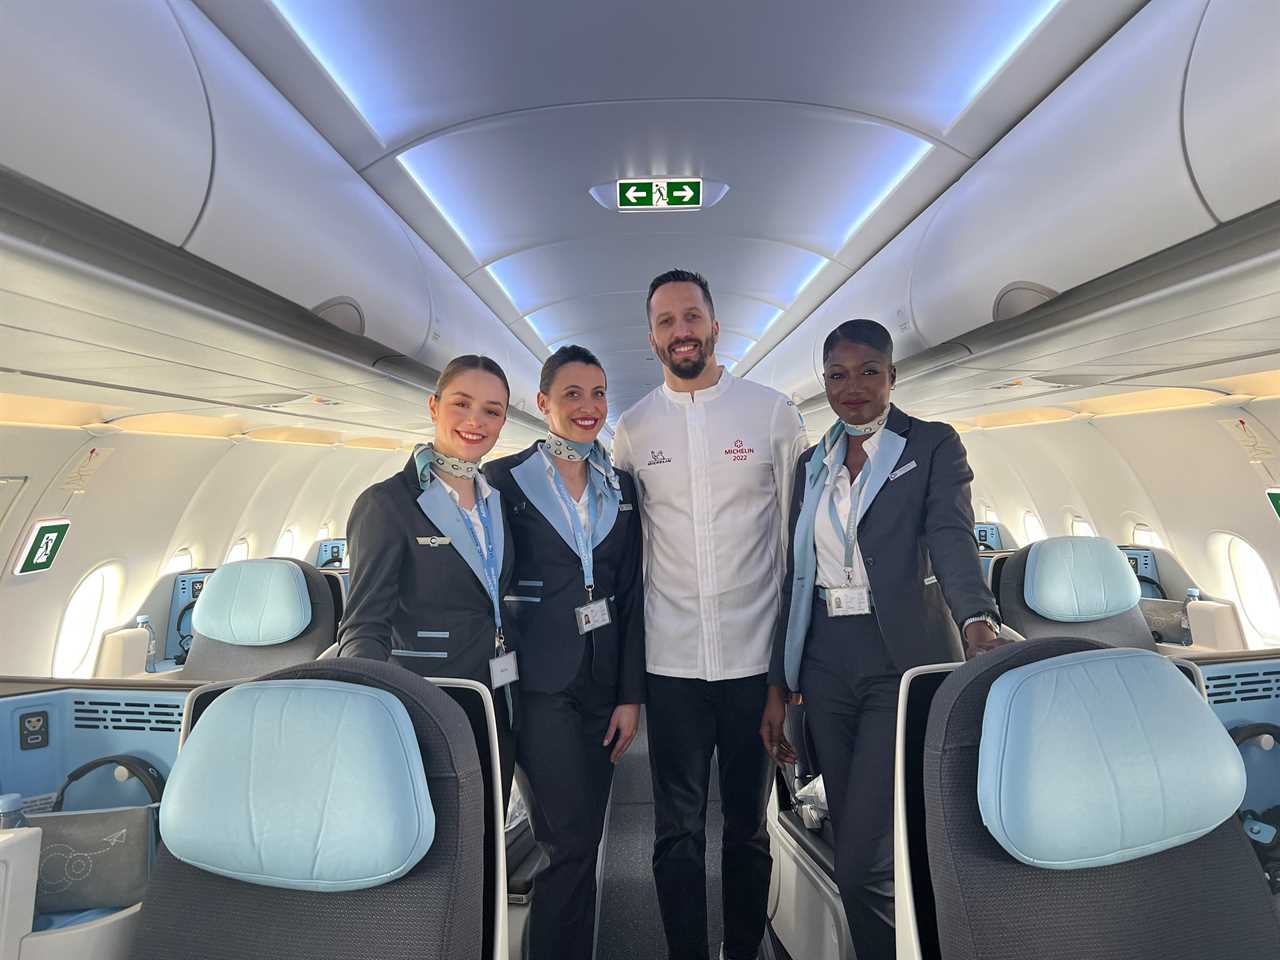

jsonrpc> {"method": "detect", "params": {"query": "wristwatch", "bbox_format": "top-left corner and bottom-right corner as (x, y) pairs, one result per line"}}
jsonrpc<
(962, 613), (1000, 634)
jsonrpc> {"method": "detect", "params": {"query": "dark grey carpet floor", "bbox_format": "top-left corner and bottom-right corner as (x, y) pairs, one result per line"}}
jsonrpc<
(596, 711), (725, 960)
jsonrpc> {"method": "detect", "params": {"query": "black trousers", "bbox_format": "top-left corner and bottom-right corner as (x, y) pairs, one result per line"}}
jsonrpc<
(516, 649), (617, 960)
(798, 596), (901, 960)
(647, 672), (773, 960)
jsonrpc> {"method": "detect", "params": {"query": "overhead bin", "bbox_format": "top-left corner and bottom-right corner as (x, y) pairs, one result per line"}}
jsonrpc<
(169, 1), (432, 361)
(410, 234), (541, 412)
(747, 209), (936, 403)
(909, 0), (1219, 346)
(1183, 0), (1280, 223)
(0, 0), (211, 246)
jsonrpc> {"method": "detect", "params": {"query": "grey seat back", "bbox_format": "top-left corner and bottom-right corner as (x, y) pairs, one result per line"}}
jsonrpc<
(924, 638), (1280, 960)
(181, 558), (336, 680)
(997, 537), (1155, 648)
(130, 657), (484, 960)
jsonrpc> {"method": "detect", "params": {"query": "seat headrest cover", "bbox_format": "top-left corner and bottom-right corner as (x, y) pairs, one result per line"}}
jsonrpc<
(978, 648), (1245, 871)
(192, 559), (311, 646)
(161, 679), (434, 892)
(1023, 537), (1140, 622)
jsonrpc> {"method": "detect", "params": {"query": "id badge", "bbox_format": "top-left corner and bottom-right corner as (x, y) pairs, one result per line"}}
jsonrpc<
(489, 650), (519, 688)
(827, 586), (871, 617)
(575, 597), (611, 635)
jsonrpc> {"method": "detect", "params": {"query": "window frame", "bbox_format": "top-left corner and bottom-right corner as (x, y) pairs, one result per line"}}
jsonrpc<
(162, 548), (194, 574)
(225, 538), (251, 564)
(1223, 534), (1280, 644)
(1022, 511), (1047, 543)
(52, 562), (123, 678)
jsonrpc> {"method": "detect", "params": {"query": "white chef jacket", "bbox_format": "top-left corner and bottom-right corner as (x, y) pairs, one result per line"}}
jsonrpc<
(814, 429), (882, 590)
(612, 369), (808, 680)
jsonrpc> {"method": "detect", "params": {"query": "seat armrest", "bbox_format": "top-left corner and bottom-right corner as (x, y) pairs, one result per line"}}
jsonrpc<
(0, 828), (40, 956)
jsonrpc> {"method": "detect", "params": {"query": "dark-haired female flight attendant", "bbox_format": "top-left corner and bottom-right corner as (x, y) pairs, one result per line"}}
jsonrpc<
(760, 320), (1003, 960)
(486, 345), (645, 960)
(338, 354), (520, 951)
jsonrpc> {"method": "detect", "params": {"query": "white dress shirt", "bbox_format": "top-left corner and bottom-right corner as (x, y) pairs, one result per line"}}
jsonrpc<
(539, 446), (591, 531)
(612, 369), (808, 680)
(814, 429), (882, 590)
(440, 471), (494, 552)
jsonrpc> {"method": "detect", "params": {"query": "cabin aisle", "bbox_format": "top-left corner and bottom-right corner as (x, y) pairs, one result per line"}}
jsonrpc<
(596, 711), (727, 959)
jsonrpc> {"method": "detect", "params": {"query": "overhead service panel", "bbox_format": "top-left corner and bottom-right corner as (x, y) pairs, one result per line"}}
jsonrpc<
(908, 0), (1218, 346)
(169, 1), (432, 362)
(0, 0), (212, 246)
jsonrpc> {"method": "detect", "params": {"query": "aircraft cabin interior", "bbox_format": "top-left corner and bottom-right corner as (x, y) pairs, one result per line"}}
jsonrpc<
(1, 1), (1279, 959)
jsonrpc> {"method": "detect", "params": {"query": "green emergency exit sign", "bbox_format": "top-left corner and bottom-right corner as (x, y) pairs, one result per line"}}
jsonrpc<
(617, 178), (702, 210)
(14, 518), (71, 575)
(1268, 488), (1280, 521)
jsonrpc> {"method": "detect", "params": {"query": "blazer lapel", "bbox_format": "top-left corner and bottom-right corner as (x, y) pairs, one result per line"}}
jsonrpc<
(857, 427), (908, 524)
(591, 475), (620, 550)
(484, 485), (505, 574)
(415, 479), (488, 588)
(512, 454), (578, 554)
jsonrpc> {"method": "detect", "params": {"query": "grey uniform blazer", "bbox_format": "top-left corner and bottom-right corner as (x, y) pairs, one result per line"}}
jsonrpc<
(337, 455), (520, 689)
(769, 405), (998, 684)
(485, 444), (646, 703)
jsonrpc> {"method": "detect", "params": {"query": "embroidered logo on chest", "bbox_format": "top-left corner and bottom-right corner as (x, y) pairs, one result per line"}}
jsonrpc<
(646, 449), (673, 466)
(723, 438), (757, 462)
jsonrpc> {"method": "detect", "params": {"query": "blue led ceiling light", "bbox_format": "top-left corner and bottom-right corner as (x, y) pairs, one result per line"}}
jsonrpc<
(269, 0), (384, 141)
(961, 0), (1065, 114)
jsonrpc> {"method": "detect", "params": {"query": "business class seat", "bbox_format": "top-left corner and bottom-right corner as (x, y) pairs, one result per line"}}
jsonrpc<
(923, 638), (1280, 959)
(997, 537), (1156, 649)
(130, 657), (484, 960)
(180, 558), (336, 680)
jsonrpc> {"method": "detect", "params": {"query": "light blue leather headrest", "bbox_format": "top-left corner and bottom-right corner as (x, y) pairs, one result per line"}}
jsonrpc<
(1024, 537), (1140, 622)
(161, 680), (434, 892)
(192, 559), (311, 646)
(978, 648), (1245, 870)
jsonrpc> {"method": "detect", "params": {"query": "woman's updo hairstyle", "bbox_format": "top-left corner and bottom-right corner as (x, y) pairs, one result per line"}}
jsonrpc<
(539, 344), (606, 395)
(435, 354), (511, 400)
(821, 319), (894, 363)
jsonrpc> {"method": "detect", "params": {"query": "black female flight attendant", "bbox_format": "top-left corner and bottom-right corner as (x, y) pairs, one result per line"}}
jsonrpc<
(486, 345), (645, 960)
(337, 352), (519, 802)
(760, 320), (1003, 960)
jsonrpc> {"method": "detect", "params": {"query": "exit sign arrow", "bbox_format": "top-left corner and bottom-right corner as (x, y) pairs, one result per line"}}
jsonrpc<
(617, 178), (703, 211)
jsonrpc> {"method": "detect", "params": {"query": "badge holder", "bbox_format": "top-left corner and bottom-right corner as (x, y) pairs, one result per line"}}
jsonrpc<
(575, 591), (611, 635)
(826, 585), (871, 617)
(489, 633), (519, 688)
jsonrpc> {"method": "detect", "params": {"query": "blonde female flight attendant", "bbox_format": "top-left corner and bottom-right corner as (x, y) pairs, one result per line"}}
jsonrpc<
(760, 320), (1003, 960)
(485, 345), (645, 960)
(337, 353), (520, 800)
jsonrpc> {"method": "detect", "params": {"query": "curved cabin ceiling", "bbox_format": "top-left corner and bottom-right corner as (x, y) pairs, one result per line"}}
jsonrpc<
(195, 0), (1145, 419)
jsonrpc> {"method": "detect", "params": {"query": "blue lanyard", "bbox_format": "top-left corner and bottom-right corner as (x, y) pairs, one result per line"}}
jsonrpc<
(455, 489), (504, 648)
(828, 465), (870, 584)
(550, 467), (597, 599)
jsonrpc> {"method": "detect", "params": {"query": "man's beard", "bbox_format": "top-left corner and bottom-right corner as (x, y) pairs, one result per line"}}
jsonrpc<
(662, 334), (716, 380)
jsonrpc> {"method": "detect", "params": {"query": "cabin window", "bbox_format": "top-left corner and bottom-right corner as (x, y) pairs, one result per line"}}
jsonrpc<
(1132, 524), (1163, 548)
(316, 524), (331, 543)
(984, 506), (1000, 524)
(225, 539), (250, 564)
(1225, 536), (1280, 643)
(275, 528), (297, 558)
(163, 549), (194, 574)
(1022, 512), (1047, 543)
(1070, 517), (1096, 537)
(53, 563), (122, 677)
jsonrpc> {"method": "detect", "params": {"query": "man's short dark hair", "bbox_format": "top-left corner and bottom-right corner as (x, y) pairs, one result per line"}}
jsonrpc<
(646, 269), (715, 322)
(822, 319), (894, 363)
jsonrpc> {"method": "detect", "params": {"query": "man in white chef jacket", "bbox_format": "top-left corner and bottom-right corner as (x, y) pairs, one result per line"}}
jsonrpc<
(612, 269), (807, 960)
